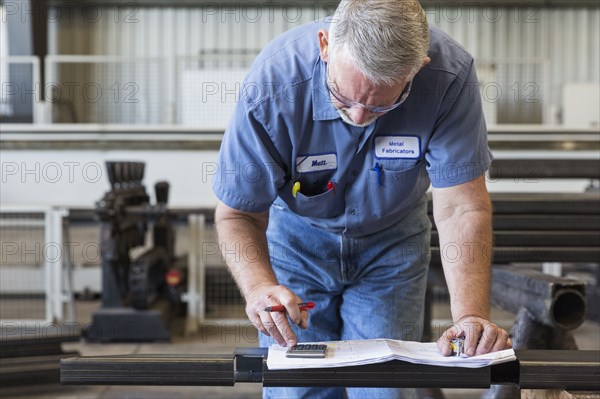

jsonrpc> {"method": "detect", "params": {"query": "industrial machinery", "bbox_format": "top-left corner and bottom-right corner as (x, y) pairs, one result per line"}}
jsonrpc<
(88, 161), (185, 342)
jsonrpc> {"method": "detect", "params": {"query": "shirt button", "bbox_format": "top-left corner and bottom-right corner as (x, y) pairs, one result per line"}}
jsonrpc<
(349, 209), (356, 215)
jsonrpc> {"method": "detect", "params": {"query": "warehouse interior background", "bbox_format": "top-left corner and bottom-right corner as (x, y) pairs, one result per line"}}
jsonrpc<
(0, 0), (599, 398)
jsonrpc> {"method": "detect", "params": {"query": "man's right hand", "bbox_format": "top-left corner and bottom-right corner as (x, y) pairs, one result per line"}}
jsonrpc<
(245, 284), (309, 347)
(214, 203), (306, 347)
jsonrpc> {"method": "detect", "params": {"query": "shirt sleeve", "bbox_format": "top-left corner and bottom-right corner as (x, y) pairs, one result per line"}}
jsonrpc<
(425, 58), (493, 188)
(211, 97), (287, 213)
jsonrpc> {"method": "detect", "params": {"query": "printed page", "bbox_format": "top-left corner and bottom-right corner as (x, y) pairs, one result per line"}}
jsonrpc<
(385, 340), (517, 368)
(267, 339), (517, 370)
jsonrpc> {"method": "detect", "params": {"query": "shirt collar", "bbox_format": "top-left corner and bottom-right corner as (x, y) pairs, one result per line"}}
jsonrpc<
(312, 58), (341, 121)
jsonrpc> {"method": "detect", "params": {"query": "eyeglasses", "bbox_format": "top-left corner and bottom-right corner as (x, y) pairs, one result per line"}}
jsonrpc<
(325, 62), (412, 114)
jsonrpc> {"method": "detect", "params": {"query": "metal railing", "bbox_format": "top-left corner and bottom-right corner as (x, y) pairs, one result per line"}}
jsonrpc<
(0, 206), (70, 327)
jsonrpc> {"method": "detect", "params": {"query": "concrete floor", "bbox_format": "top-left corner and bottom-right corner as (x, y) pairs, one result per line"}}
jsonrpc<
(1, 301), (599, 399)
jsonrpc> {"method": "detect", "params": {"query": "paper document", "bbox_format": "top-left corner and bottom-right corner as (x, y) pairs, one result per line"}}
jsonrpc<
(267, 339), (516, 370)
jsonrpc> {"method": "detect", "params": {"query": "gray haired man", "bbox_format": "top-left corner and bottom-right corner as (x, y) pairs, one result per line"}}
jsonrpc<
(213, 1), (511, 398)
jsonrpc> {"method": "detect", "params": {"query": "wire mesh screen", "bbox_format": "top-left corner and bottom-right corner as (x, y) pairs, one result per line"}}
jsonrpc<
(0, 212), (47, 321)
(66, 222), (101, 268)
(204, 265), (246, 320)
(172, 220), (193, 259)
(201, 223), (245, 320)
(177, 51), (259, 130)
(46, 57), (166, 124)
(64, 220), (101, 297)
(477, 60), (546, 124)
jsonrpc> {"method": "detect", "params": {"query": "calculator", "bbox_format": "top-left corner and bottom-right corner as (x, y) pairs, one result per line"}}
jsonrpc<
(285, 344), (328, 358)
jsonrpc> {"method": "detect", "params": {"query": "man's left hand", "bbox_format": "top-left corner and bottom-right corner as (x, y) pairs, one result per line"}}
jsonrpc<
(437, 315), (511, 357)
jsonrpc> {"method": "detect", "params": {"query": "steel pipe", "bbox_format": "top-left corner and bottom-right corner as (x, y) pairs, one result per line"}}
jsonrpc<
(491, 268), (587, 330)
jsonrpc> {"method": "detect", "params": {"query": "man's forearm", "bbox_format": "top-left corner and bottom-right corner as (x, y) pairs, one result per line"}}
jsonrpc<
(436, 205), (492, 322)
(214, 204), (277, 299)
(215, 202), (308, 345)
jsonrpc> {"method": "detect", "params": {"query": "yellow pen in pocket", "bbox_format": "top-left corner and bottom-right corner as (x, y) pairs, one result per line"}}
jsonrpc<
(292, 181), (301, 198)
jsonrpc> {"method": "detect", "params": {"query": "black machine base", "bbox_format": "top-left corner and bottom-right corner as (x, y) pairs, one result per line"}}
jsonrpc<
(87, 306), (170, 342)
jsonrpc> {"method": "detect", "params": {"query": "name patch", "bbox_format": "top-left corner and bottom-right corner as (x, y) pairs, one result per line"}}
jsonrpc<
(296, 153), (337, 173)
(374, 136), (420, 159)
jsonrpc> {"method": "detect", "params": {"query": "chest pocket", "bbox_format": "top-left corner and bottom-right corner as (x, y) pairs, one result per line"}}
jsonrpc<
(280, 174), (345, 219)
(368, 159), (424, 218)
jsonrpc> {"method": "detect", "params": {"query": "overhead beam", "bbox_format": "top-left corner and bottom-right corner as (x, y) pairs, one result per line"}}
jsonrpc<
(48, 0), (600, 8)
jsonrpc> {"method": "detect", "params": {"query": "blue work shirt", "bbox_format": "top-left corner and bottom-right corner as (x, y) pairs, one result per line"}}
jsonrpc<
(212, 20), (492, 237)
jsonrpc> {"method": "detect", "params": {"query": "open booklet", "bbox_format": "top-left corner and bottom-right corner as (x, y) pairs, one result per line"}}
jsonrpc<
(267, 339), (516, 370)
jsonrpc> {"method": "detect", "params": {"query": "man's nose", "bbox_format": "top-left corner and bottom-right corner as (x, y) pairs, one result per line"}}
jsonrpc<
(349, 107), (372, 125)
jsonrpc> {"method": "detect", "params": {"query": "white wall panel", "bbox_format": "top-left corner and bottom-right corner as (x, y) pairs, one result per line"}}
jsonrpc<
(53, 6), (599, 125)
(0, 149), (220, 208)
(590, 10), (600, 83)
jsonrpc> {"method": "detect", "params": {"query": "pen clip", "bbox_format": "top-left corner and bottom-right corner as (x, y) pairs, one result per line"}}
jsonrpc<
(374, 163), (383, 187)
(292, 181), (301, 198)
(327, 181), (336, 195)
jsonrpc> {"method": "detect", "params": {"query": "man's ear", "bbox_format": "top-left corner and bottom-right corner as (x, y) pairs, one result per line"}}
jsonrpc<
(409, 56), (431, 80)
(422, 56), (431, 68)
(318, 29), (330, 62)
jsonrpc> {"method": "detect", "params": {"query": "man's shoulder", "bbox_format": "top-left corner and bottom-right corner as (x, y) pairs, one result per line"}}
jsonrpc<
(243, 21), (326, 94)
(426, 25), (474, 77)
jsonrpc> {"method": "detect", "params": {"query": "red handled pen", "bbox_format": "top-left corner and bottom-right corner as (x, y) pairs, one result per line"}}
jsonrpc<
(264, 301), (315, 312)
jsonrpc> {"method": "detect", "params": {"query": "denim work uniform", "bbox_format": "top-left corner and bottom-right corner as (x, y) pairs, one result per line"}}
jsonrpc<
(212, 19), (492, 399)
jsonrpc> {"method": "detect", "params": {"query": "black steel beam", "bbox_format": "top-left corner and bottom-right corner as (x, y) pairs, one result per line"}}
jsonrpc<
(0, 335), (80, 358)
(431, 231), (600, 247)
(431, 247), (600, 265)
(1, 352), (79, 387)
(61, 349), (600, 390)
(429, 214), (600, 231)
(60, 354), (234, 386)
(428, 192), (600, 215)
(263, 360), (492, 388)
(518, 350), (600, 391)
(491, 215), (600, 231)
(268, 351), (596, 391)
(1, 331), (82, 387)
(491, 247), (599, 263)
(490, 159), (600, 180)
